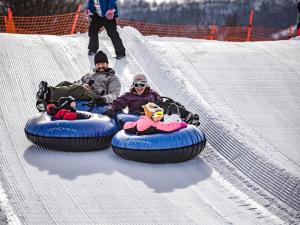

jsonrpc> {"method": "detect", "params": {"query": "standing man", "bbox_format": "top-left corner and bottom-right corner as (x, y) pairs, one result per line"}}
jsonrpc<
(297, 0), (300, 36)
(86, 0), (126, 59)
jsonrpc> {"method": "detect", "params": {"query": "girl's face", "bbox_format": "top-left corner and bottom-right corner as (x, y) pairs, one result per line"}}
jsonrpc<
(133, 81), (147, 95)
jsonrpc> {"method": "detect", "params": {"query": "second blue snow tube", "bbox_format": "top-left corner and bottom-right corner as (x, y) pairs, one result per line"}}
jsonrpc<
(25, 112), (119, 151)
(111, 125), (206, 163)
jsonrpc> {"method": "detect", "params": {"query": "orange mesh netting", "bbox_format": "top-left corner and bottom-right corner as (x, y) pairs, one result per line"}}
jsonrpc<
(0, 16), (5, 33)
(0, 11), (296, 41)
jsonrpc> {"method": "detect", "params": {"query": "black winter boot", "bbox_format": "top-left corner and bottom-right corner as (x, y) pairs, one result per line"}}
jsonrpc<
(36, 99), (47, 112)
(36, 81), (49, 101)
(192, 114), (200, 126)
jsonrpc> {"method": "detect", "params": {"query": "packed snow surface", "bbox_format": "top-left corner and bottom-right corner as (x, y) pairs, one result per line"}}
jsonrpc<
(0, 26), (299, 224)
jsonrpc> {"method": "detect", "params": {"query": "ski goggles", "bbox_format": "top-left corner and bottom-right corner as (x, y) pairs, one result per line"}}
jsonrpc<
(133, 81), (147, 87)
(152, 111), (164, 120)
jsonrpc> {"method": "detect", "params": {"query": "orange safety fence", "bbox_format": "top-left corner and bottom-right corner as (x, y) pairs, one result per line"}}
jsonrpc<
(0, 16), (5, 33)
(0, 10), (297, 41)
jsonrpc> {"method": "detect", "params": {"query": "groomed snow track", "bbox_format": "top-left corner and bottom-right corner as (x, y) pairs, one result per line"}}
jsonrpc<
(0, 28), (299, 224)
(121, 30), (300, 221)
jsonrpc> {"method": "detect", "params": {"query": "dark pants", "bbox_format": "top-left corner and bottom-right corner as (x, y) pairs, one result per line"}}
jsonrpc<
(49, 81), (95, 102)
(88, 15), (125, 56)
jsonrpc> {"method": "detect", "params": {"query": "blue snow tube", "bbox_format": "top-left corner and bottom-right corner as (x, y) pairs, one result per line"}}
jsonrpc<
(116, 113), (140, 123)
(111, 125), (206, 163)
(25, 112), (119, 151)
(115, 113), (140, 129)
(75, 101), (140, 128)
(75, 100), (107, 114)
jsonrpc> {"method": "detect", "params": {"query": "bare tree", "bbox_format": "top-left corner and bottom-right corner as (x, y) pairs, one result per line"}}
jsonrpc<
(225, 13), (239, 27)
(2, 0), (85, 16)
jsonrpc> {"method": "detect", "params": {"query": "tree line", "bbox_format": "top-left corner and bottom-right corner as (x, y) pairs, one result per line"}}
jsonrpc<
(0, 0), (84, 16)
(119, 0), (297, 28)
(0, 0), (297, 28)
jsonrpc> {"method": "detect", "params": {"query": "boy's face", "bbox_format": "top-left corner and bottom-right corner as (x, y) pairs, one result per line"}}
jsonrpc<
(95, 62), (108, 71)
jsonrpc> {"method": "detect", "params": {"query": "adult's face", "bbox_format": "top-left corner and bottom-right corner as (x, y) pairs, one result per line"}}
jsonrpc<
(95, 62), (108, 72)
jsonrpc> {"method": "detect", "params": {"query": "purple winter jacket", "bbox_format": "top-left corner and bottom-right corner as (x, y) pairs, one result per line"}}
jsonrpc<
(107, 88), (160, 115)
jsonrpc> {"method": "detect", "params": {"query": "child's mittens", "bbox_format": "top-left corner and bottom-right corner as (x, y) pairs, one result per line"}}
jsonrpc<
(62, 111), (77, 120)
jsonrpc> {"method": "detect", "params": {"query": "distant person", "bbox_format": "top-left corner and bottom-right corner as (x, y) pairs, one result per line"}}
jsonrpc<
(298, 0), (300, 36)
(0, 2), (7, 15)
(36, 51), (121, 112)
(86, 0), (126, 59)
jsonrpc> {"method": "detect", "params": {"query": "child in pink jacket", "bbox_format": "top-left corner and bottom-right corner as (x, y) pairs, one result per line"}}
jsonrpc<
(124, 102), (187, 135)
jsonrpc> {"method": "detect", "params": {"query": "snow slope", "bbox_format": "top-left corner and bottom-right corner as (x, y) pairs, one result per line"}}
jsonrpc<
(0, 27), (299, 224)
(145, 36), (300, 170)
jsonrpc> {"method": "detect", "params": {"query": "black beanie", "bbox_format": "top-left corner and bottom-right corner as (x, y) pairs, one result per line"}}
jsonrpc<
(94, 51), (108, 64)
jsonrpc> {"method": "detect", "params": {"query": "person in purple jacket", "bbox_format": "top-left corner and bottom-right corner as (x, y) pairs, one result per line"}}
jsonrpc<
(103, 74), (160, 117)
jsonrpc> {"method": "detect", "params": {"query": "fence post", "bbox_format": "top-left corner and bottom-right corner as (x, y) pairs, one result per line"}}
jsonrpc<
(71, 4), (82, 34)
(246, 9), (254, 42)
(210, 25), (217, 40)
(6, 8), (16, 33)
(8, 8), (12, 19)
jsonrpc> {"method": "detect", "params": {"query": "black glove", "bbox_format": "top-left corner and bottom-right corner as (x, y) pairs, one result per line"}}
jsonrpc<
(85, 96), (106, 107)
(102, 110), (116, 118)
(88, 79), (94, 86)
(94, 96), (106, 106)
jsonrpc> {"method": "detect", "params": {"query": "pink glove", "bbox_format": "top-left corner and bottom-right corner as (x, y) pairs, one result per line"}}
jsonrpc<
(106, 9), (115, 20)
(180, 122), (187, 129)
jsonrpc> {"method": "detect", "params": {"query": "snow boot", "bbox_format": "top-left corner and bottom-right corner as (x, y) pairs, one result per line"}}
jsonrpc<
(36, 99), (47, 112)
(115, 54), (126, 60)
(36, 81), (49, 101)
(192, 114), (200, 126)
(184, 113), (200, 126)
(164, 103), (182, 122)
(88, 49), (97, 56)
